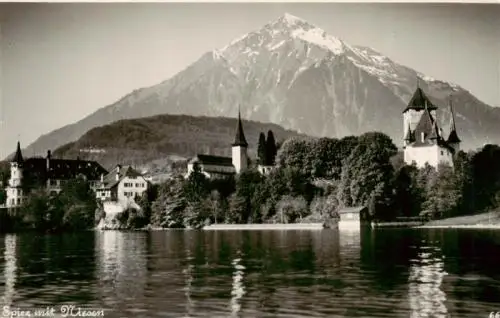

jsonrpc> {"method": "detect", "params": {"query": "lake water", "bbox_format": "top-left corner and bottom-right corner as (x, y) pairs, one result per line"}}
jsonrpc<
(0, 228), (499, 317)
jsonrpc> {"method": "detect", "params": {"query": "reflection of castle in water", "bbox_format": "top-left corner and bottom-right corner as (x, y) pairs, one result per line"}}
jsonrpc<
(95, 231), (148, 303)
(2, 234), (17, 306)
(408, 245), (448, 318)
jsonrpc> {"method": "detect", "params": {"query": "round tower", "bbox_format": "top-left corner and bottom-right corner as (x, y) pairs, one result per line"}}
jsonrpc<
(6, 141), (25, 208)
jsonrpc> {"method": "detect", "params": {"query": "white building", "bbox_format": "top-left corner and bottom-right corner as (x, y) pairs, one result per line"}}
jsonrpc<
(185, 109), (249, 179)
(95, 165), (149, 203)
(403, 85), (461, 170)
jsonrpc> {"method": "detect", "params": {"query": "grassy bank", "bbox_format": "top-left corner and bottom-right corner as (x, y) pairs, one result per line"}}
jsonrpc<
(418, 211), (500, 229)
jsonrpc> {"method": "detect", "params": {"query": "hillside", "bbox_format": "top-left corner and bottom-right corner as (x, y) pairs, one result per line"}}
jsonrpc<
(51, 114), (307, 170)
(17, 13), (500, 159)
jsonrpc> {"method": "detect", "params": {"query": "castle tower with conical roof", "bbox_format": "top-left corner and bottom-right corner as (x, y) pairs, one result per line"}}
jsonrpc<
(402, 83), (457, 170)
(231, 106), (248, 174)
(6, 141), (25, 208)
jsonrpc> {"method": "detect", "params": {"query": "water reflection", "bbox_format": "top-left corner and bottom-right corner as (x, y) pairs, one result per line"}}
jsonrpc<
(230, 252), (245, 317)
(408, 243), (448, 318)
(182, 247), (194, 318)
(95, 231), (148, 312)
(0, 229), (498, 317)
(2, 234), (17, 306)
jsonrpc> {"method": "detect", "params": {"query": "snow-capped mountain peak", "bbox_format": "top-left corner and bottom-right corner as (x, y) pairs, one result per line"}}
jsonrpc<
(221, 13), (346, 57)
(291, 26), (345, 55)
(280, 13), (308, 26)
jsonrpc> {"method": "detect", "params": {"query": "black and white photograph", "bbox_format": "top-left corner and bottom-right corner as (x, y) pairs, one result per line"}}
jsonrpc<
(0, 1), (499, 317)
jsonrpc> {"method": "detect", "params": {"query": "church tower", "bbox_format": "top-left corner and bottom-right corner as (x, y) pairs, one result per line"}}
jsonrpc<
(446, 96), (461, 154)
(6, 141), (25, 208)
(231, 107), (248, 174)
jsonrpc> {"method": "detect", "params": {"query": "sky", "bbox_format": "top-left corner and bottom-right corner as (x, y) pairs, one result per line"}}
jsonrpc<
(1, 3), (499, 158)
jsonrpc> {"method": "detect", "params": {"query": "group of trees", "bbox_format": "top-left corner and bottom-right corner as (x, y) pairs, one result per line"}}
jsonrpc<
(138, 131), (396, 228)
(391, 144), (500, 220)
(137, 131), (500, 229)
(3, 130), (500, 232)
(257, 130), (278, 166)
(4, 177), (99, 232)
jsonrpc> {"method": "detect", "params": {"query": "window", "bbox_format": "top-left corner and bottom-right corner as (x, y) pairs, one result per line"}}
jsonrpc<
(441, 151), (444, 156)
(50, 179), (57, 186)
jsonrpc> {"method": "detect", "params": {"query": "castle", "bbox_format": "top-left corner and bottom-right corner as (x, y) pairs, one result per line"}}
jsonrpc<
(5, 143), (108, 208)
(185, 109), (251, 179)
(403, 84), (461, 169)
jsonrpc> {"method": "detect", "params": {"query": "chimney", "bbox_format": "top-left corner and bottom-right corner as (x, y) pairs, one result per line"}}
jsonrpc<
(46, 150), (51, 170)
(100, 174), (104, 183)
(116, 165), (121, 181)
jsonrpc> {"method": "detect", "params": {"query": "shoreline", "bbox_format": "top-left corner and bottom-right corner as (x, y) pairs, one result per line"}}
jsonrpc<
(416, 224), (500, 230)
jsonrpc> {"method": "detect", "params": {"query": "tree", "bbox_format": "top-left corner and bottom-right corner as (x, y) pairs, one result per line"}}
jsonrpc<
(275, 137), (312, 173)
(337, 132), (397, 220)
(266, 130), (278, 166)
(275, 195), (308, 223)
(137, 183), (158, 226)
(308, 194), (339, 223)
(58, 177), (98, 229)
(22, 189), (50, 230)
(235, 169), (265, 222)
(392, 163), (423, 218)
(206, 190), (222, 224)
(151, 176), (187, 228)
(227, 193), (246, 223)
(470, 144), (500, 211)
(257, 132), (267, 165)
(183, 164), (209, 203)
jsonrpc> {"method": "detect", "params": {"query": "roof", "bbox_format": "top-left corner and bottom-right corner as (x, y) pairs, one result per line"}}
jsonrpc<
(447, 130), (461, 144)
(190, 154), (234, 167)
(403, 86), (438, 113)
(23, 157), (108, 181)
(447, 99), (461, 144)
(404, 125), (414, 142)
(232, 109), (248, 147)
(406, 107), (456, 153)
(338, 206), (367, 214)
(411, 106), (440, 146)
(203, 168), (235, 175)
(99, 165), (144, 189)
(11, 142), (23, 164)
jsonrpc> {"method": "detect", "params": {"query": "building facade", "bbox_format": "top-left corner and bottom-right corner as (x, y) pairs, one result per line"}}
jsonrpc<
(95, 165), (149, 203)
(403, 85), (461, 169)
(185, 109), (249, 179)
(5, 143), (108, 208)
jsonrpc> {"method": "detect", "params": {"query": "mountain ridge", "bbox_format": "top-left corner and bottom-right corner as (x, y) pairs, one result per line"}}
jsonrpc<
(13, 13), (500, 159)
(47, 113), (308, 170)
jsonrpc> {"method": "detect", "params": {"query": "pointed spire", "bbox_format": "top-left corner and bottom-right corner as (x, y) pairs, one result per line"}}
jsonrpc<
(404, 124), (413, 141)
(232, 105), (248, 147)
(447, 95), (461, 144)
(429, 120), (440, 140)
(12, 141), (23, 164)
(403, 82), (438, 113)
